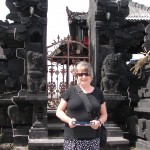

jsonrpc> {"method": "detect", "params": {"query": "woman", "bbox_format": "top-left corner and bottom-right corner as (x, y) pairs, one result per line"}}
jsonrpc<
(56, 61), (107, 150)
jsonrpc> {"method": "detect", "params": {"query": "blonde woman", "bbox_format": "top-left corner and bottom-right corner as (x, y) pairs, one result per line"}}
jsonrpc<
(56, 61), (107, 150)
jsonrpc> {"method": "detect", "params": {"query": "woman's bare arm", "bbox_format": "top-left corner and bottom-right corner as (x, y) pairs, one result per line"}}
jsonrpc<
(98, 102), (108, 124)
(56, 98), (76, 128)
(90, 102), (108, 129)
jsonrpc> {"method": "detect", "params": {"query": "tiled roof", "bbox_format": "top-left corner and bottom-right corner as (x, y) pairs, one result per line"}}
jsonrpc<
(66, 6), (87, 24)
(66, 1), (150, 23)
(126, 2), (150, 21)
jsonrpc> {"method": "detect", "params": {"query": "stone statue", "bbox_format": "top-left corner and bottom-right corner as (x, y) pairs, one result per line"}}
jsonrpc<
(101, 53), (129, 94)
(27, 51), (46, 94)
(7, 105), (32, 125)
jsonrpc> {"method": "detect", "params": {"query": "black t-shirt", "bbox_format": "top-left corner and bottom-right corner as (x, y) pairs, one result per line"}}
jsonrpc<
(61, 86), (105, 139)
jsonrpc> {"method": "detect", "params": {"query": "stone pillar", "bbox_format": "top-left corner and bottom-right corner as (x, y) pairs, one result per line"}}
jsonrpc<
(134, 64), (150, 150)
(3, 0), (49, 148)
(134, 24), (150, 150)
(88, 0), (130, 88)
(27, 94), (48, 139)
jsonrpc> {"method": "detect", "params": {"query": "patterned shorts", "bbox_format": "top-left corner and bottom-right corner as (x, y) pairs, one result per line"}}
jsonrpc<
(64, 138), (100, 150)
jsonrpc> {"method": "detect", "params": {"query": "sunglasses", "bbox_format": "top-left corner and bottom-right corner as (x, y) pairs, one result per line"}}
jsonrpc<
(76, 73), (90, 77)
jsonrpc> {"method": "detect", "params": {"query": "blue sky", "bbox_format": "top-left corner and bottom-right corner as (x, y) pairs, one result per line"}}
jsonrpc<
(0, 0), (149, 46)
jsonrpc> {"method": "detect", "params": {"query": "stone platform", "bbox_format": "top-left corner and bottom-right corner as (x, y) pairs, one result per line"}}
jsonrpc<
(135, 139), (150, 150)
(27, 136), (129, 150)
(0, 136), (130, 150)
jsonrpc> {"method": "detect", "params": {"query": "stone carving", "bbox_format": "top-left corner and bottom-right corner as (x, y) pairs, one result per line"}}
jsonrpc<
(14, 25), (26, 41)
(8, 0), (48, 17)
(27, 51), (46, 94)
(7, 105), (32, 125)
(101, 53), (129, 94)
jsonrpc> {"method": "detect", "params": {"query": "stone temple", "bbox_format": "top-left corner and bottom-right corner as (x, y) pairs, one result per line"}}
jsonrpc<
(0, 0), (150, 150)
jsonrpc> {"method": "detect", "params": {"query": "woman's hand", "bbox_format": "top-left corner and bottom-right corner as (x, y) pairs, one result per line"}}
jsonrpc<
(68, 118), (76, 128)
(90, 120), (101, 129)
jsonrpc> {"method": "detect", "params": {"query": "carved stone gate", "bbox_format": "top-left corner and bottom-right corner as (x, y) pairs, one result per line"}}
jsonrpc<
(47, 36), (90, 109)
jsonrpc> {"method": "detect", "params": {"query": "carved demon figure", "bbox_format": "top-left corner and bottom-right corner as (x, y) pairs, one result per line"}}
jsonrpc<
(101, 53), (129, 94)
(27, 51), (46, 94)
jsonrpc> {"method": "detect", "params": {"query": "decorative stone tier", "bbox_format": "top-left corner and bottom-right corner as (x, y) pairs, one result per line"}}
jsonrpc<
(135, 99), (150, 113)
(136, 139), (150, 150)
(134, 63), (150, 149)
(28, 138), (129, 150)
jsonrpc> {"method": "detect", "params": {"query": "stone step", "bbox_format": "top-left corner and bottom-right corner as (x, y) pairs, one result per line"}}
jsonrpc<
(138, 101), (150, 108)
(48, 123), (65, 130)
(14, 135), (28, 146)
(28, 138), (64, 150)
(47, 110), (56, 117)
(0, 137), (130, 150)
(14, 127), (30, 135)
(31, 137), (124, 145)
(107, 129), (123, 137)
(28, 136), (129, 150)
(105, 123), (118, 127)
(107, 137), (129, 145)
(136, 139), (150, 150)
(47, 123), (64, 138)
(1, 128), (13, 143)
(107, 126), (122, 130)
(134, 107), (150, 113)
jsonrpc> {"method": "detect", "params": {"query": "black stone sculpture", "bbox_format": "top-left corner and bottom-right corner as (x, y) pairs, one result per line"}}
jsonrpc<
(101, 53), (129, 94)
(27, 51), (46, 94)
(0, 0), (48, 147)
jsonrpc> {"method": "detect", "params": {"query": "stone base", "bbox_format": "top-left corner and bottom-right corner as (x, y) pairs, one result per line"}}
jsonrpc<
(104, 94), (126, 101)
(28, 138), (63, 150)
(101, 145), (130, 150)
(101, 137), (129, 150)
(28, 137), (129, 150)
(106, 123), (123, 137)
(13, 126), (31, 146)
(107, 137), (129, 145)
(1, 128), (13, 143)
(0, 137), (130, 150)
(136, 139), (150, 150)
(14, 136), (28, 146)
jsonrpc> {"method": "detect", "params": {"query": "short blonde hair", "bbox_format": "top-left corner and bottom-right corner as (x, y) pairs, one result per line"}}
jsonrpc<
(75, 61), (93, 78)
